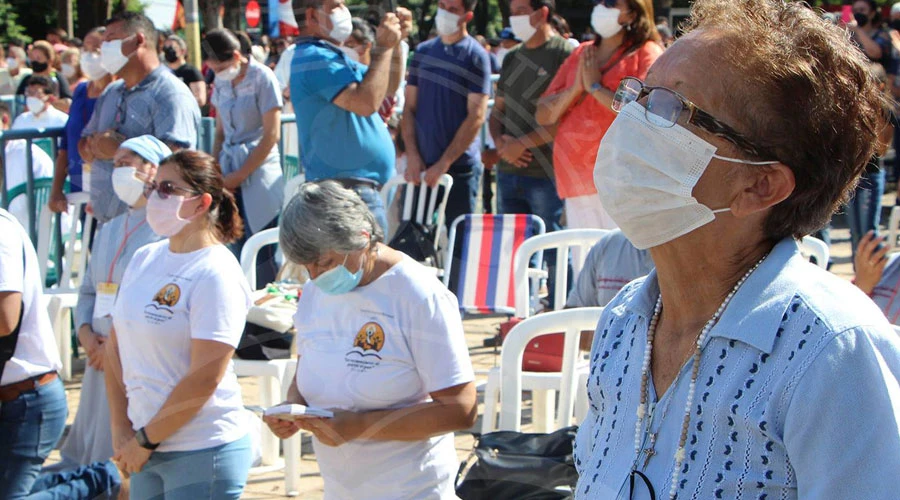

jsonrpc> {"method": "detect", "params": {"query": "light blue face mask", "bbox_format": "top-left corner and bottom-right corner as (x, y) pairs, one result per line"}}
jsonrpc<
(312, 253), (364, 295)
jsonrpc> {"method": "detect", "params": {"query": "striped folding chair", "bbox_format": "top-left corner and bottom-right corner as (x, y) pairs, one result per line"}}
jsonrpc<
(443, 214), (546, 315)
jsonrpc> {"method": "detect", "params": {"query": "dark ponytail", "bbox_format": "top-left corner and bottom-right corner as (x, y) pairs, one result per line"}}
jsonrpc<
(160, 150), (244, 244)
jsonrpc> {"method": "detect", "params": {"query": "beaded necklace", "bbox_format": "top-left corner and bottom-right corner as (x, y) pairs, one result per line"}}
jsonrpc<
(632, 254), (768, 499)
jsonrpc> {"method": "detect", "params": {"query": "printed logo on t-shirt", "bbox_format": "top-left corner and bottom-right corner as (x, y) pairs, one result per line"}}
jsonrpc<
(144, 283), (181, 324)
(345, 321), (385, 372)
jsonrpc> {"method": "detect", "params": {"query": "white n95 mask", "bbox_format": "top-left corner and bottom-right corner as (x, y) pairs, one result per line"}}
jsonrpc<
(593, 101), (777, 250)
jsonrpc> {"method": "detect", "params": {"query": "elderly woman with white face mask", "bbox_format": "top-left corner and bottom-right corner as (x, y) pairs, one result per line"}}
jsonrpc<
(264, 180), (477, 499)
(62, 135), (168, 467)
(575, 1), (900, 499)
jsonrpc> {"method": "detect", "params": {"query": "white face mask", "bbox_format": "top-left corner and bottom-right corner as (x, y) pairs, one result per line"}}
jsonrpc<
(146, 190), (199, 237)
(112, 167), (146, 206)
(80, 52), (107, 81)
(100, 39), (132, 75)
(339, 45), (360, 62)
(324, 6), (353, 44)
(591, 4), (623, 39)
(26, 96), (46, 115)
(509, 15), (537, 43)
(215, 62), (241, 82)
(594, 101), (777, 250)
(6, 57), (18, 70)
(435, 8), (462, 37)
(61, 63), (77, 79)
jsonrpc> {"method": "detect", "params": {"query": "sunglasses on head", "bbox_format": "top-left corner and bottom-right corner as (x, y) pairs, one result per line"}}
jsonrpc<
(593, 0), (618, 7)
(143, 180), (201, 200)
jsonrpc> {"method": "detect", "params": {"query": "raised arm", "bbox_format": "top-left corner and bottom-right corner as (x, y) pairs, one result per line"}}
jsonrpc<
(333, 14), (401, 116)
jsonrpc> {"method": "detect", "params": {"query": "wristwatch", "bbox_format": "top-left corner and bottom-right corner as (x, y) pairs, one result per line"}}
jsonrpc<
(135, 427), (160, 450)
(590, 82), (603, 94)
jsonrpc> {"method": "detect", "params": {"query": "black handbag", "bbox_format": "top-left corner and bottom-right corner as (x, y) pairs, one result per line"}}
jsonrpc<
(456, 426), (579, 500)
(388, 220), (439, 265)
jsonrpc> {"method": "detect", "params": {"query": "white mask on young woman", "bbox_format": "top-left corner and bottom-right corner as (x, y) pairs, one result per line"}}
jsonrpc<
(80, 52), (107, 81)
(591, 4), (623, 39)
(111, 167), (146, 206)
(593, 101), (778, 250)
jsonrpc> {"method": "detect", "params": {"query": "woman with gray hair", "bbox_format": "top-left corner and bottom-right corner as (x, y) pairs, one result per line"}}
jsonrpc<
(264, 180), (476, 499)
(576, 0), (900, 498)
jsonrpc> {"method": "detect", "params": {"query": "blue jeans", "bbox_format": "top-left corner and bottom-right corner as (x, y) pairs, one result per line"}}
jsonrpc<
(130, 434), (252, 500)
(352, 184), (388, 235)
(496, 172), (568, 308)
(28, 460), (121, 499)
(0, 376), (68, 499)
(845, 167), (885, 259)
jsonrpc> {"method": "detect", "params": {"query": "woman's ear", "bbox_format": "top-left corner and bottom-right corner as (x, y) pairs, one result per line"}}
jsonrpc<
(730, 163), (795, 218)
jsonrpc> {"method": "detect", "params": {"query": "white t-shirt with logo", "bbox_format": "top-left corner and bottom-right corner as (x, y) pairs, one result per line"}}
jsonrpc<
(0, 209), (61, 385)
(294, 256), (474, 500)
(113, 240), (251, 452)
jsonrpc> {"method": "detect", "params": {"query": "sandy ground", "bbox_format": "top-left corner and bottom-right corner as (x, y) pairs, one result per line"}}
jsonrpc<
(45, 187), (872, 498)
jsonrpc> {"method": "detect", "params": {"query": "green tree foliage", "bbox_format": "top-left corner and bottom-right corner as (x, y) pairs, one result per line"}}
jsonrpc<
(0, 0), (31, 44)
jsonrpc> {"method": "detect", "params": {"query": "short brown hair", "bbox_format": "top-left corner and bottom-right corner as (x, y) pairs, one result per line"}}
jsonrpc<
(160, 150), (244, 244)
(682, 0), (889, 241)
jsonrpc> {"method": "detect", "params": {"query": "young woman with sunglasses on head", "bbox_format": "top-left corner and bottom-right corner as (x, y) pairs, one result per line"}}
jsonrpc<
(536, 0), (662, 231)
(105, 150), (253, 499)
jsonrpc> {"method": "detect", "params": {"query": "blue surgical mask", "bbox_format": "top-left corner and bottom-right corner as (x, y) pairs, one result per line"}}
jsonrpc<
(312, 253), (364, 295)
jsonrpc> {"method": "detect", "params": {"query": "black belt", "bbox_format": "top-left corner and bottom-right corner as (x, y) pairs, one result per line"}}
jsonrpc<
(334, 178), (381, 191)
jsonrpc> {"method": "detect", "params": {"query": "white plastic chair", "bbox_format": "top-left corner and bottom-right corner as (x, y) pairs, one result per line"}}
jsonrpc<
(799, 236), (829, 270)
(494, 308), (604, 432)
(38, 192), (93, 381)
(237, 227), (302, 495)
(482, 230), (609, 434)
(513, 229), (610, 318)
(379, 173), (453, 268)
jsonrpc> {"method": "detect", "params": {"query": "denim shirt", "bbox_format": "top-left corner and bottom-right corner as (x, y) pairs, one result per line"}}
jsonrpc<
(82, 66), (200, 223)
(575, 238), (900, 499)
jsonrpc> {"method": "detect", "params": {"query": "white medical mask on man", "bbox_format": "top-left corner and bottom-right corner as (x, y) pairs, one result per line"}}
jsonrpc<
(593, 101), (778, 250)
(339, 45), (360, 62)
(509, 14), (537, 43)
(435, 8), (463, 37)
(6, 57), (18, 70)
(100, 38), (134, 74)
(323, 6), (353, 44)
(591, 4), (623, 38)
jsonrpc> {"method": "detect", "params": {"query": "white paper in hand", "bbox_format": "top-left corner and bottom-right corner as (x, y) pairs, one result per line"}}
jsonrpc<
(264, 404), (334, 420)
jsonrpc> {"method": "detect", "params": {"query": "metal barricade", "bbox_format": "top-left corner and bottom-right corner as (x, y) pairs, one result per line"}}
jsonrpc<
(198, 116), (216, 155)
(0, 127), (64, 244)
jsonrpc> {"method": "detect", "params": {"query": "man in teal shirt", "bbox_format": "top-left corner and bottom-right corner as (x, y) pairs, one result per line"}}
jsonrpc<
(289, 0), (404, 229)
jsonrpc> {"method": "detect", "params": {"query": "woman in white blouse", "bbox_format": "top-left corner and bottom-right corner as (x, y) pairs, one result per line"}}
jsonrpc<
(106, 150), (252, 499)
(264, 181), (477, 499)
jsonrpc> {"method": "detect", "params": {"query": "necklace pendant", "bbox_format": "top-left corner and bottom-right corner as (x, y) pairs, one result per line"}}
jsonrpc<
(642, 446), (656, 469)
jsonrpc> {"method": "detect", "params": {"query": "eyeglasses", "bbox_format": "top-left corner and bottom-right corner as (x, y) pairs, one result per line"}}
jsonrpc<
(612, 76), (774, 160)
(143, 180), (201, 200)
(592, 0), (617, 6)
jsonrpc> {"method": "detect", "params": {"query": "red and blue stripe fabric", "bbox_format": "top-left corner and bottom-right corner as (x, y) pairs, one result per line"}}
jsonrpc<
(455, 214), (540, 314)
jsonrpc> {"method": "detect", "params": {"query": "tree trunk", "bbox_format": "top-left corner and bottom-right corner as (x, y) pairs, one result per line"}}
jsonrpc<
(200, 0), (224, 31)
(474, 0), (487, 37)
(498, 0), (510, 30)
(223, 0), (242, 31)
